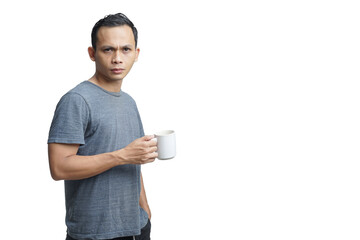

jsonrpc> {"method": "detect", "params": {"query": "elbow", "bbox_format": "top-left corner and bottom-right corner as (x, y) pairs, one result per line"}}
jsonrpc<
(50, 167), (64, 181)
(48, 143), (78, 181)
(49, 161), (66, 181)
(51, 171), (63, 181)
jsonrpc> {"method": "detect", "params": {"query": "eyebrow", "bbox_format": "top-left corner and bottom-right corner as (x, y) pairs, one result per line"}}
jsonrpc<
(100, 46), (114, 50)
(100, 44), (134, 50)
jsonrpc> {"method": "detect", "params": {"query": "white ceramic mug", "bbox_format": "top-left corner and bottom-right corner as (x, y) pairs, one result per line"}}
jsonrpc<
(155, 130), (176, 160)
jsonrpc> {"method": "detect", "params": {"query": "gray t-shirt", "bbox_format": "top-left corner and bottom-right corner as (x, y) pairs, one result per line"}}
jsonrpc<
(48, 81), (148, 239)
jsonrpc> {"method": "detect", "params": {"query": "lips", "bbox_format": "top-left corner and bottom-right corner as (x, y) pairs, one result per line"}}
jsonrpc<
(111, 68), (125, 74)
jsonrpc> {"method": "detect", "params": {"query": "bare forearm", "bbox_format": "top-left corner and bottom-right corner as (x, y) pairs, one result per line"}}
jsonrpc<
(49, 136), (157, 181)
(52, 151), (119, 180)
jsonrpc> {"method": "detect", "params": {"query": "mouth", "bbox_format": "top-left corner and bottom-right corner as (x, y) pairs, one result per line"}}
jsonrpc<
(111, 68), (125, 74)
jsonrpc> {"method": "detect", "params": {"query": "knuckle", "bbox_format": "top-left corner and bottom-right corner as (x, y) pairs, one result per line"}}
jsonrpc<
(140, 146), (147, 153)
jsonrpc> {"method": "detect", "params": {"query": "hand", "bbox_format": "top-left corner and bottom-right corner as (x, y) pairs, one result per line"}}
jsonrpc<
(117, 135), (158, 165)
(146, 208), (152, 220)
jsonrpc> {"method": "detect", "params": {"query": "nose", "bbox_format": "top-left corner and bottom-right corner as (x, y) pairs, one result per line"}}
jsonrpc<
(112, 50), (123, 64)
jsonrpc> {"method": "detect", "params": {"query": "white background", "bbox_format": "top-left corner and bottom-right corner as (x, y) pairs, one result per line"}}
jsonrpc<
(0, 0), (359, 239)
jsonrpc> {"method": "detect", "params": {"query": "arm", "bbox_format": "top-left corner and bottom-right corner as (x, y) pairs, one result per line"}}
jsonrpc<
(139, 172), (151, 220)
(48, 135), (157, 181)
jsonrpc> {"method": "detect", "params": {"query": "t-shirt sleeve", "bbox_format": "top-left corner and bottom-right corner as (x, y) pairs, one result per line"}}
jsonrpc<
(48, 92), (90, 145)
(139, 117), (145, 137)
(135, 103), (145, 138)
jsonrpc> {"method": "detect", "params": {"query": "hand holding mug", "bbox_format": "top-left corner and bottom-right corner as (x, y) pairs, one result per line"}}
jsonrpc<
(119, 135), (158, 164)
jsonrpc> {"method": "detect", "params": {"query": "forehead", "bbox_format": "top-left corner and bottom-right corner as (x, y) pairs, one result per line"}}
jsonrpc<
(96, 25), (135, 47)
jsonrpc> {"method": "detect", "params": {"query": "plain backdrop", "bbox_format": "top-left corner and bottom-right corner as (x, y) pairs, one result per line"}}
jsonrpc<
(1, 0), (359, 239)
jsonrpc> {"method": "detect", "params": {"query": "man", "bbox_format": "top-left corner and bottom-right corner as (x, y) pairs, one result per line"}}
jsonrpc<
(48, 13), (157, 240)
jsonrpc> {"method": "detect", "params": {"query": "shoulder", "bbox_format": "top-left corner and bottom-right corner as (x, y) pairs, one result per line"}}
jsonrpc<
(58, 81), (97, 105)
(121, 91), (137, 105)
(121, 91), (140, 112)
(54, 82), (92, 112)
(68, 81), (93, 97)
(58, 91), (87, 107)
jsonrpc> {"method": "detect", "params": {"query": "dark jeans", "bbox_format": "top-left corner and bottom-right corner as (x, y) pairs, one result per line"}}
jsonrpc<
(66, 219), (151, 240)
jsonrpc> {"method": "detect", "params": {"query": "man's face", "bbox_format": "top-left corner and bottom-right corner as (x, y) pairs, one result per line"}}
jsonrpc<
(89, 25), (139, 82)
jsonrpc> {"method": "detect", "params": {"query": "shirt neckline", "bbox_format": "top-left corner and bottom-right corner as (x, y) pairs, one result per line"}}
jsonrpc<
(84, 81), (123, 97)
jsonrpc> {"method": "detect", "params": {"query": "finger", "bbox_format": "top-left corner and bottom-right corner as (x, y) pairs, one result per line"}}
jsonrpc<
(143, 145), (156, 153)
(147, 140), (158, 147)
(143, 135), (155, 141)
(144, 152), (158, 160)
(145, 158), (156, 164)
(140, 156), (156, 164)
(149, 146), (157, 153)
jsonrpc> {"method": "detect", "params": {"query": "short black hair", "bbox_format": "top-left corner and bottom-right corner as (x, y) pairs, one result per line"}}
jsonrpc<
(91, 13), (138, 50)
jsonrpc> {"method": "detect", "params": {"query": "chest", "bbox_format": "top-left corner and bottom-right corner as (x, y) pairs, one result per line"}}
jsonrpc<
(85, 98), (142, 149)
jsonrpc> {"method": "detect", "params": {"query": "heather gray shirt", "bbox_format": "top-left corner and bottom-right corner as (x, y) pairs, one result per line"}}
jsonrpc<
(48, 81), (148, 239)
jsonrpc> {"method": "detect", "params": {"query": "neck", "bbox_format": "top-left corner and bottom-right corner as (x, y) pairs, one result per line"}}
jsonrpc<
(88, 74), (122, 92)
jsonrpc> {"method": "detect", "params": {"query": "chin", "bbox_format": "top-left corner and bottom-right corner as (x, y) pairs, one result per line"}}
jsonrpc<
(107, 75), (124, 82)
(114, 76), (126, 81)
(110, 73), (127, 81)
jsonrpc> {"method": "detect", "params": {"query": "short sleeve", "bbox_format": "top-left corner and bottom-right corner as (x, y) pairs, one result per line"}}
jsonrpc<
(48, 92), (90, 145)
(135, 103), (145, 137)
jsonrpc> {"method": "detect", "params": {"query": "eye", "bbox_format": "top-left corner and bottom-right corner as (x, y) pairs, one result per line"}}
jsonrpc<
(123, 47), (131, 52)
(104, 48), (113, 53)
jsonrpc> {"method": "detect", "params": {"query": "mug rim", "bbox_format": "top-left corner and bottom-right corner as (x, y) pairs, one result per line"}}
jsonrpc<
(155, 130), (175, 136)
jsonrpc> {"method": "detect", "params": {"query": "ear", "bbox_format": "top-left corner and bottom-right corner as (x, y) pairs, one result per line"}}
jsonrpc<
(135, 48), (140, 62)
(88, 47), (96, 62)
